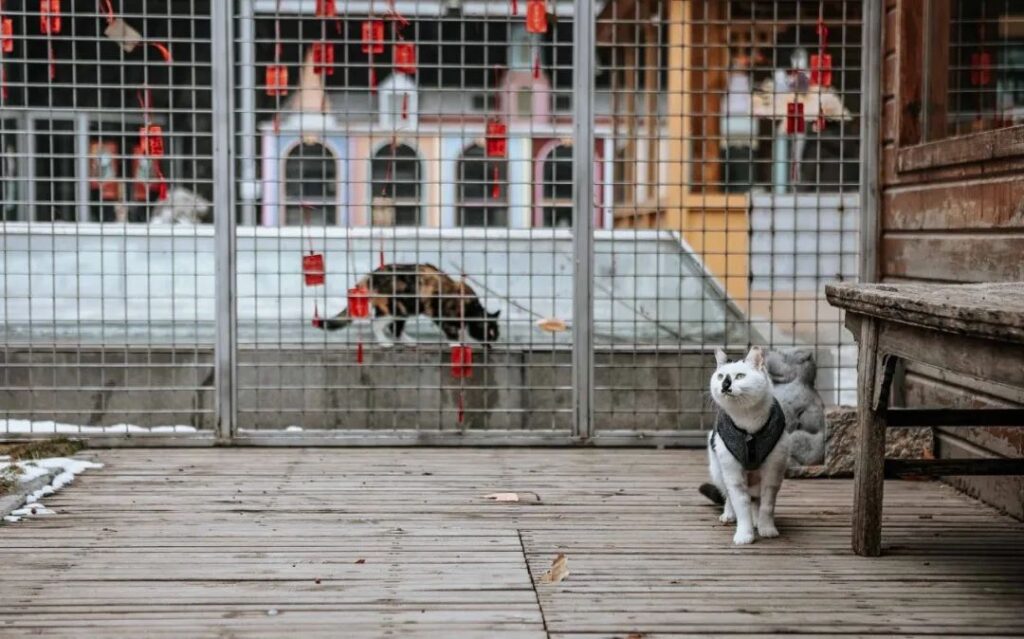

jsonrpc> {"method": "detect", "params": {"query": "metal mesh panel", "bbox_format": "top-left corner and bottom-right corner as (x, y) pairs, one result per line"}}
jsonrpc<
(929, 0), (1023, 141)
(233, 1), (578, 437)
(1, 1), (214, 438)
(595, 0), (863, 442)
(0, 0), (882, 445)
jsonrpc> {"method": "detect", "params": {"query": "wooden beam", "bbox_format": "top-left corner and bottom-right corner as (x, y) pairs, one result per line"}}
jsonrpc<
(886, 458), (1024, 478)
(885, 409), (1024, 427)
(852, 318), (888, 557)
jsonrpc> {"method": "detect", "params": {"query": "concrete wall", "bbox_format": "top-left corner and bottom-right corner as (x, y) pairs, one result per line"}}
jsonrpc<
(1, 346), (715, 432)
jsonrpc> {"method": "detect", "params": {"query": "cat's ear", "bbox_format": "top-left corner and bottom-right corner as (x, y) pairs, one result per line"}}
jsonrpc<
(488, 310), (501, 319)
(714, 348), (728, 367)
(745, 346), (766, 371)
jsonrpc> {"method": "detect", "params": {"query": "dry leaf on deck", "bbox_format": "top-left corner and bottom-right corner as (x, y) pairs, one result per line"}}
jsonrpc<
(539, 553), (569, 584)
(485, 492), (520, 502)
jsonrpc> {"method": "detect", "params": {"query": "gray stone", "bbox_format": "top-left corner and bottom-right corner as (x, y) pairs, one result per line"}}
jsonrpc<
(822, 406), (934, 477)
(768, 349), (828, 465)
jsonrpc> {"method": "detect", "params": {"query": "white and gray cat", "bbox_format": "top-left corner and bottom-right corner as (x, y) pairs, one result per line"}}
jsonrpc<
(700, 346), (792, 545)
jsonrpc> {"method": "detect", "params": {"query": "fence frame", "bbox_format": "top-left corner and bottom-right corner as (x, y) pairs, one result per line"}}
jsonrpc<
(0, 0), (880, 448)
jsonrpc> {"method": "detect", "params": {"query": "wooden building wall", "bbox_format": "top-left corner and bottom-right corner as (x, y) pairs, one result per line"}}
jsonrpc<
(878, 0), (1024, 518)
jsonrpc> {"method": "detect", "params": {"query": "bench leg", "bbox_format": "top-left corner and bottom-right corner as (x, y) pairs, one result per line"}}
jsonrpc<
(852, 317), (887, 557)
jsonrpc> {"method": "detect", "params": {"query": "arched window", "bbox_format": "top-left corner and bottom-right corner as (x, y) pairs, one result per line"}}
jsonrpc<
(540, 144), (573, 227)
(371, 143), (421, 226)
(283, 141), (337, 226)
(456, 145), (508, 227)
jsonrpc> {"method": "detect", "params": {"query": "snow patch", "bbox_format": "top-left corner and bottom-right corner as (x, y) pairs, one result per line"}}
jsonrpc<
(2, 457), (104, 523)
(2, 419), (197, 434)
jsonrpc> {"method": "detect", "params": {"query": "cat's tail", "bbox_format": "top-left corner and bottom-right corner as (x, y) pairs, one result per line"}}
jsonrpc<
(317, 308), (353, 331)
(698, 483), (726, 506)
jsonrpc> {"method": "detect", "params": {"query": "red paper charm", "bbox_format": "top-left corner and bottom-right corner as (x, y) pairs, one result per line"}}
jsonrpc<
(315, 0), (336, 17)
(266, 65), (289, 96)
(40, 0), (60, 35)
(394, 42), (416, 75)
(361, 20), (385, 54)
(401, 92), (409, 120)
(970, 51), (992, 87)
(1, 67), (7, 100)
(450, 344), (473, 378)
(369, 67), (377, 93)
(485, 119), (507, 158)
(810, 53), (832, 87)
(139, 124), (164, 157)
(303, 253), (325, 286)
(312, 41), (334, 75)
(786, 102), (805, 134)
(491, 165), (500, 199)
(2, 18), (14, 54)
(347, 286), (371, 319)
(526, 0), (547, 34)
(311, 301), (323, 328)
(511, 0), (518, 15)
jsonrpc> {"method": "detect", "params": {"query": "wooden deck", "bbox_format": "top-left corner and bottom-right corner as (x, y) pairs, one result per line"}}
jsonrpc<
(1, 448), (1022, 637)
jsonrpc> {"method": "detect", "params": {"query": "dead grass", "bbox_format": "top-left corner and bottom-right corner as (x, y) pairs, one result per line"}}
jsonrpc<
(0, 438), (84, 496)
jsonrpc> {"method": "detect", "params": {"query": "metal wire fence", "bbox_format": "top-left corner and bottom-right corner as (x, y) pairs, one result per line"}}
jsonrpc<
(0, 0), (893, 446)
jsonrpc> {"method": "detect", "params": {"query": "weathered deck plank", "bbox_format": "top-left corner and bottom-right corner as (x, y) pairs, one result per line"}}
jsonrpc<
(0, 448), (1022, 637)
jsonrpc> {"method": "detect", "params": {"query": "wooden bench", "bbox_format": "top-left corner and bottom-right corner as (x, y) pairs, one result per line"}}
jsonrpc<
(825, 282), (1024, 556)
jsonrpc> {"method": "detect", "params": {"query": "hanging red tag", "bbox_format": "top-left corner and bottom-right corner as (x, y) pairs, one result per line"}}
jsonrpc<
(491, 165), (500, 199)
(511, 0), (518, 15)
(1, 66), (8, 101)
(2, 18), (14, 54)
(356, 342), (364, 364)
(786, 102), (805, 134)
(394, 42), (416, 75)
(450, 344), (473, 378)
(533, 52), (541, 79)
(40, 0), (60, 35)
(303, 253), (325, 287)
(266, 65), (289, 96)
(361, 20), (385, 54)
(315, 0), (336, 17)
(486, 119), (507, 158)
(369, 67), (377, 93)
(970, 51), (992, 86)
(401, 92), (409, 120)
(311, 301), (323, 328)
(348, 286), (371, 319)
(810, 53), (832, 87)
(456, 392), (465, 424)
(139, 125), (164, 157)
(526, 0), (547, 34)
(312, 41), (334, 75)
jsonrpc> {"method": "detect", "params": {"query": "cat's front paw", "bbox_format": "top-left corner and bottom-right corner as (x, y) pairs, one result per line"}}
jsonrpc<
(719, 511), (736, 524)
(733, 528), (756, 545)
(377, 340), (395, 349)
(756, 519), (779, 538)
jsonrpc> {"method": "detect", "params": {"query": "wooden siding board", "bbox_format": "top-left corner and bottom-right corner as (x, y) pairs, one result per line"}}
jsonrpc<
(883, 177), (1024, 231)
(881, 235), (1024, 282)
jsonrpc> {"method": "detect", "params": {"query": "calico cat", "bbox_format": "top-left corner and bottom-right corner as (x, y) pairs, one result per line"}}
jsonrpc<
(317, 263), (500, 347)
(699, 347), (791, 545)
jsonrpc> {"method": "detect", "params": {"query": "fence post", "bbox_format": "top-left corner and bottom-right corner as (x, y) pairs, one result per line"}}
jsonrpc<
(859, 0), (882, 283)
(572, 0), (596, 442)
(212, 0), (237, 443)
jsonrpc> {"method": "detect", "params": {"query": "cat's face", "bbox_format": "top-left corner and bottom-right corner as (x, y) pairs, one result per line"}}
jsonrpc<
(710, 347), (772, 407)
(467, 307), (501, 343)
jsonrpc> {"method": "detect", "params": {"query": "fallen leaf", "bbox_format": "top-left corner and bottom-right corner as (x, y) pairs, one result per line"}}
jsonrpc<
(485, 492), (520, 502)
(627, 634), (647, 639)
(354, 559), (366, 564)
(539, 553), (569, 584)
(536, 317), (568, 333)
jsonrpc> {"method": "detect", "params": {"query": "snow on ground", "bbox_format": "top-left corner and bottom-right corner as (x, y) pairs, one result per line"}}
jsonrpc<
(2, 456), (103, 523)
(1, 420), (197, 434)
